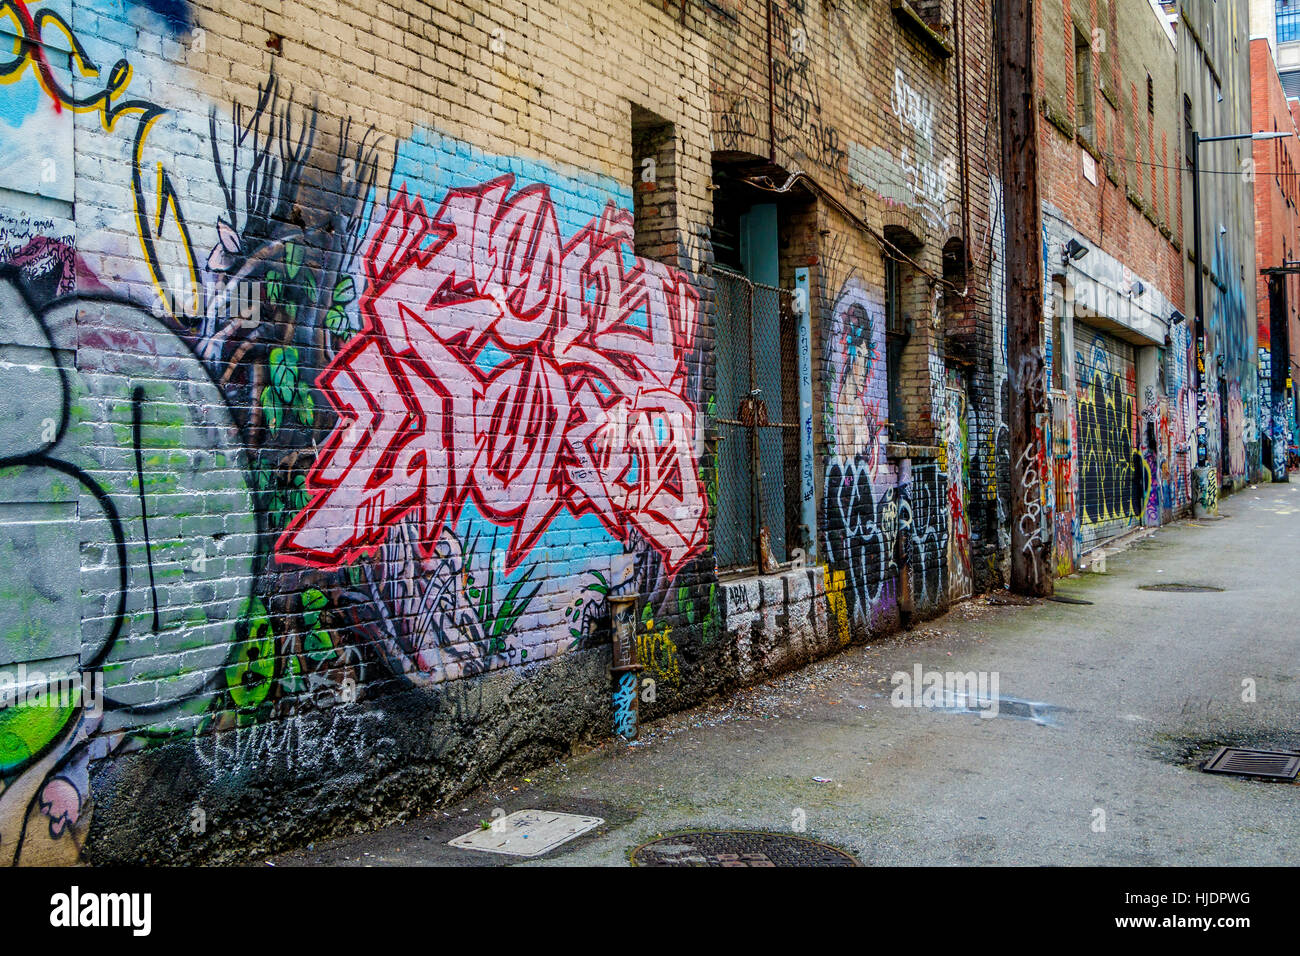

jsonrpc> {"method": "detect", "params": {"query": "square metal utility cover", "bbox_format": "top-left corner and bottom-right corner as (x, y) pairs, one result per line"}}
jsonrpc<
(449, 810), (604, 857)
(1202, 747), (1300, 781)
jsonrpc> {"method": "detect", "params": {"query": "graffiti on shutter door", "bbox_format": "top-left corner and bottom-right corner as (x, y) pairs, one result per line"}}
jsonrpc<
(1075, 326), (1151, 549)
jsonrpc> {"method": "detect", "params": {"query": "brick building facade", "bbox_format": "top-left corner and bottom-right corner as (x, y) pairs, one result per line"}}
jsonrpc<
(0, 0), (1270, 868)
(1250, 36), (1300, 477)
(1171, 0), (1260, 496)
(705, 0), (1004, 642)
(1035, 0), (1189, 572)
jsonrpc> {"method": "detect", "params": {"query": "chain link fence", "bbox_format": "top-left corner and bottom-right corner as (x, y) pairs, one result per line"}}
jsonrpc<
(713, 267), (800, 571)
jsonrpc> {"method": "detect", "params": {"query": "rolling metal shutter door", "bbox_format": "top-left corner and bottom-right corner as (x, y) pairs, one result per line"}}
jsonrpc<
(1075, 323), (1148, 548)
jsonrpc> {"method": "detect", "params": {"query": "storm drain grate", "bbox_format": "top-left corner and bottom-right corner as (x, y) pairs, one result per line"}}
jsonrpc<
(1138, 583), (1224, 593)
(632, 830), (859, 867)
(1202, 747), (1300, 781)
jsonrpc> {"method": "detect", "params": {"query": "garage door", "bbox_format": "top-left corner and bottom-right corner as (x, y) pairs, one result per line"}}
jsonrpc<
(1074, 324), (1150, 548)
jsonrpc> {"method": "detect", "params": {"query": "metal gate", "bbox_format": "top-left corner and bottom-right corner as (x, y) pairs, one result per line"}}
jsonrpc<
(1075, 324), (1144, 548)
(714, 267), (800, 571)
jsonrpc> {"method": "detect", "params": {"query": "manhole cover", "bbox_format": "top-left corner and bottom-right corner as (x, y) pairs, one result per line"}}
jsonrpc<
(632, 830), (859, 866)
(1202, 747), (1300, 781)
(1138, 583), (1224, 592)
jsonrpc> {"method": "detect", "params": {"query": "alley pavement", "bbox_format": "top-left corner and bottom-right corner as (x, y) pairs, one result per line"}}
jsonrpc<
(272, 482), (1300, 866)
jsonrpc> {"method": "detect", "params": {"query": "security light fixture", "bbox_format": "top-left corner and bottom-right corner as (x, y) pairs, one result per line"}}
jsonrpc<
(1170, 309), (1185, 325)
(1132, 280), (1145, 296)
(1063, 238), (1088, 263)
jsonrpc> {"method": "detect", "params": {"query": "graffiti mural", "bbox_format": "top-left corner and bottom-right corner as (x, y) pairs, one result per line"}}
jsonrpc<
(0, 0), (1020, 866)
(823, 455), (949, 627)
(278, 180), (707, 576)
(1165, 320), (1196, 513)
(821, 276), (949, 633)
(1207, 233), (1257, 483)
(1226, 381), (1246, 482)
(0, 272), (258, 864)
(0, 0), (714, 863)
(1075, 334), (1150, 547)
(823, 279), (888, 465)
(943, 383), (972, 601)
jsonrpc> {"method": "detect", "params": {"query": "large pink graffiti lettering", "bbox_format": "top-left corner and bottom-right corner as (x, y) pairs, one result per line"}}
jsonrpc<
(277, 178), (706, 574)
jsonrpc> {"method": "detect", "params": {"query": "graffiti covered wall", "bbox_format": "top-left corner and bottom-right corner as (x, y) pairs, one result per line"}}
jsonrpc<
(704, 0), (1004, 641)
(821, 276), (952, 636)
(0, 0), (738, 864)
(0, 0), (1013, 865)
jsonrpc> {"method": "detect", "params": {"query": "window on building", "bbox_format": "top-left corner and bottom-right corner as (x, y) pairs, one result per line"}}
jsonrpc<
(631, 105), (677, 264)
(1075, 28), (1094, 140)
(1274, 0), (1297, 41)
(1281, 69), (1300, 99)
(885, 256), (910, 442)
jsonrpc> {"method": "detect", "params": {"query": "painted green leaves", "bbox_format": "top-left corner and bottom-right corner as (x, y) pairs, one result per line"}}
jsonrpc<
(270, 346), (298, 402)
(260, 384), (281, 434)
(269, 241), (312, 323)
(261, 347), (314, 437)
(301, 588), (335, 664)
(223, 590), (338, 709)
(326, 275), (357, 340)
(469, 560), (539, 646)
(254, 457), (311, 532)
(225, 597), (275, 710)
(285, 239), (304, 279)
(268, 241), (358, 341)
(564, 570), (609, 650)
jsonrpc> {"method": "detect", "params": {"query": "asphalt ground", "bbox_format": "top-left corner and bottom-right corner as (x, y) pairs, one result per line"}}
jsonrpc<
(271, 481), (1300, 866)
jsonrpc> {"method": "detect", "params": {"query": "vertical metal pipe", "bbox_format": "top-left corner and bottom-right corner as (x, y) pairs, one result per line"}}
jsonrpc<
(1192, 131), (1207, 470)
(766, 0), (776, 163)
(795, 267), (815, 558)
(610, 595), (641, 740)
(749, 283), (762, 566)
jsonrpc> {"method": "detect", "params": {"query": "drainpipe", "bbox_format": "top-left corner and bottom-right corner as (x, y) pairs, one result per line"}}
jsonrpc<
(766, 0), (776, 163)
(609, 594), (642, 740)
(953, 0), (971, 280)
(795, 267), (816, 558)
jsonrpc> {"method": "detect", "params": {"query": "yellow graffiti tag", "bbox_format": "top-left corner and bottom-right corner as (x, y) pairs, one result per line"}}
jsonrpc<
(823, 564), (851, 647)
(0, 0), (199, 319)
(637, 621), (681, 686)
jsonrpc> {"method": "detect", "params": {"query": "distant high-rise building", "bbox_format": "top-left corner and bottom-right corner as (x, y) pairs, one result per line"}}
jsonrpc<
(1252, 0), (1300, 95)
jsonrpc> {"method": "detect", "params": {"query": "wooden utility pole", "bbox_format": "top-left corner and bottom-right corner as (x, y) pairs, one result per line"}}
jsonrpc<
(996, 0), (1053, 594)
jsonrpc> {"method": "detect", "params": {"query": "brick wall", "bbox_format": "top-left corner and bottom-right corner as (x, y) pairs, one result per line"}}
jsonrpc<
(1032, 0), (1187, 568)
(1250, 37), (1300, 476)
(1037, 0), (1184, 305)
(0, 0), (727, 865)
(707, 0), (1003, 638)
(0, 0), (1006, 865)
